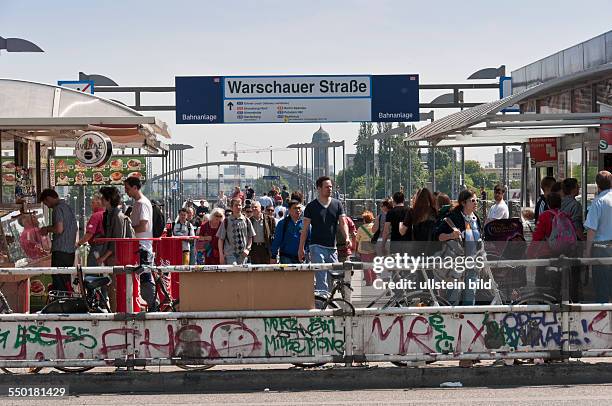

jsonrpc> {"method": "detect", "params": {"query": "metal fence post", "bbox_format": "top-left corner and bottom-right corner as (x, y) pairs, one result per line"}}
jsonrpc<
(342, 262), (356, 367)
(125, 267), (134, 314)
(560, 256), (571, 360)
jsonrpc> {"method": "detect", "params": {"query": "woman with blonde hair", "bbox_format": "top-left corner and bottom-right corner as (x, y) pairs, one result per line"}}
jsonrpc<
(356, 211), (377, 285)
(198, 208), (224, 265)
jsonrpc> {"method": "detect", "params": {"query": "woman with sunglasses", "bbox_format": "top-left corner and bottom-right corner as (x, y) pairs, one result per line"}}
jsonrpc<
(435, 189), (483, 306)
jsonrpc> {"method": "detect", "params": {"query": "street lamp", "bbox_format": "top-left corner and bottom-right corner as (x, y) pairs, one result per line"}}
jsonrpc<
(0, 36), (43, 53)
(79, 72), (118, 86)
(430, 91), (464, 106)
(467, 65), (506, 80)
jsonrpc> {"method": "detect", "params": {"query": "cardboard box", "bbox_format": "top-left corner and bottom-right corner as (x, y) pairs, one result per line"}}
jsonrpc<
(179, 271), (314, 311)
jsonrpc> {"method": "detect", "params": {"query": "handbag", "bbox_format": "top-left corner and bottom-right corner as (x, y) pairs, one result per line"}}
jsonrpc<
(370, 214), (382, 244)
(432, 217), (466, 281)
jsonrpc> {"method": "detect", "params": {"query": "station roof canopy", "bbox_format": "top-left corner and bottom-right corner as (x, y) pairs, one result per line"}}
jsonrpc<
(408, 62), (612, 144)
(0, 79), (170, 151)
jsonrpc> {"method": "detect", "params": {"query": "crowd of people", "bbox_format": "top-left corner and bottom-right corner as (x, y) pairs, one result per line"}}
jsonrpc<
(35, 169), (612, 311)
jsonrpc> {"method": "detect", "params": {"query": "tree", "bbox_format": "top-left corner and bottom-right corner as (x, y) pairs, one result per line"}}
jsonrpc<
(352, 123), (374, 177)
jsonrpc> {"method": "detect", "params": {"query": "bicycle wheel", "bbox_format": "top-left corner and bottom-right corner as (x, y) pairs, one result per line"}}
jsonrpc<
(512, 293), (557, 305)
(294, 296), (351, 368)
(54, 366), (94, 373)
(401, 291), (451, 307)
(176, 363), (214, 371)
(319, 297), (355, 316)
(364, 289), (405, 309)
(1, 367), (42, 374)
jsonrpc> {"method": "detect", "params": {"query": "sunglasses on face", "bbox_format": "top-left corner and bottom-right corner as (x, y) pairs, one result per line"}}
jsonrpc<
(266, 209), (274, 212)
(470, 198), (477, 203)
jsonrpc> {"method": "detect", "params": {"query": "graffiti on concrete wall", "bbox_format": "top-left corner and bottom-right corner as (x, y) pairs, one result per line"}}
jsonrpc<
(262, 317), (344, 356)
(362, 311), (612, 355)
(0, 311), (610, 363)
(0, 316), (343, 362)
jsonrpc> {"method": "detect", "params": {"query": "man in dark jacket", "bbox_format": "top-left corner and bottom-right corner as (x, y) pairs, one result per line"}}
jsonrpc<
(248, 202), (275, 264)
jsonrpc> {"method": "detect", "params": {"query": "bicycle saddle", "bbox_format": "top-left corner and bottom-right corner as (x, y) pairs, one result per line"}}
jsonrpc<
(84, 275), (111, 289)
(328, 272), (346, 279)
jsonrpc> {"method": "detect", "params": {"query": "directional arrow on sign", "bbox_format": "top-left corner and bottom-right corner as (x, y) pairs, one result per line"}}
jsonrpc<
(227, 101), (234, 110)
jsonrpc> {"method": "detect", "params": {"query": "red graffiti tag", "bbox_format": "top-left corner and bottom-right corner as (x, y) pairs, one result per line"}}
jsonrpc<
(100, 328), (139, 358)
(370, 316), (434, 354)
(209, 321), (262, 358)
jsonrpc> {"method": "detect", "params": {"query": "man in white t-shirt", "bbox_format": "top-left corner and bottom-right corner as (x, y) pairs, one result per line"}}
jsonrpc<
(486, 184), (510, 224)
(124, 176), (157, 311)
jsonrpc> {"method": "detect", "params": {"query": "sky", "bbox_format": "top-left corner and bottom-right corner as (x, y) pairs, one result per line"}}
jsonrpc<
(1, 0), (611, 178)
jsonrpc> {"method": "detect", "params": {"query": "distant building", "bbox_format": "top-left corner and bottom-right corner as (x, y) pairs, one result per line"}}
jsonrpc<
(312, 126), (330, 179)
(494, 148), (522, 168)
(482, 167), (523, 182)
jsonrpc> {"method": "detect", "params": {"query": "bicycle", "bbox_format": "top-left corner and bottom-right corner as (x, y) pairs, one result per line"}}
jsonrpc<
(314, 271), (356, 316)
(151, 268), (179, 313)
(293, 271), (355, 369)
(145, 266), (213, 371)
(1, 266), (109, 375)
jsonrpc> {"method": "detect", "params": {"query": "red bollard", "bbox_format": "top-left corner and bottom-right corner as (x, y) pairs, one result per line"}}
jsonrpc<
(156, 237), (185, 301)
(113, 239), (142, 312)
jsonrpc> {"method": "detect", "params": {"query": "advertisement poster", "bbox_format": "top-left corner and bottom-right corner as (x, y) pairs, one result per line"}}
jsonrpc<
(51, 156), (146, 187)
(529, 138), (558, 165)
(1, 157), (16, 203)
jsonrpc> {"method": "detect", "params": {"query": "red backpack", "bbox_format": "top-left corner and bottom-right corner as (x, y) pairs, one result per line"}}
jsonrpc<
(547, 210), (577, 255)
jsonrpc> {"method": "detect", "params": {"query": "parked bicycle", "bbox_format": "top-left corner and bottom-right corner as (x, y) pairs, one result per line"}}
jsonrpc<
(314, 271), (355, 316)
(1, 266), (110, 375)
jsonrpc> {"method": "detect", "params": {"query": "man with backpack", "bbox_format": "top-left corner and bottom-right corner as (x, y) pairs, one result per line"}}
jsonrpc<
(217, 198), (255, 265)
(585, 171), (612, 303)
(271, 200), (309, 264)
(173, 208), (196, 265)
(124, 176), (157, 311)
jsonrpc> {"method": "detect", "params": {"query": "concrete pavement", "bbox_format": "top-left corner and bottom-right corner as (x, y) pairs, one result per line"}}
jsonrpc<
(3, 360), (612, 395)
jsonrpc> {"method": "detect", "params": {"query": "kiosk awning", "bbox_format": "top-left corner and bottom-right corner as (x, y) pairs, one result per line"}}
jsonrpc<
(0, 79), (170, 149)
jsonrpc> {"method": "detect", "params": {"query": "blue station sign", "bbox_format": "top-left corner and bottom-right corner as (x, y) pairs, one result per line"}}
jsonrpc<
(176, 74), (419, 124)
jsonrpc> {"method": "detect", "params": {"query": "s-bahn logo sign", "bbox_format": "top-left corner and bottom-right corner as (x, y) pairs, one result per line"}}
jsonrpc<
(75, 131), (113, 167)
(175, 74), (419, 124)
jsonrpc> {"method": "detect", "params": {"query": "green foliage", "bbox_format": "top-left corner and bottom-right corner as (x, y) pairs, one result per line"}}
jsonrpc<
(341, 123), (511, 200)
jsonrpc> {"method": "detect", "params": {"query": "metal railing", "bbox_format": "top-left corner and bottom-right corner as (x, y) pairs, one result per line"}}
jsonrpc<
(0, 256), (610, 370)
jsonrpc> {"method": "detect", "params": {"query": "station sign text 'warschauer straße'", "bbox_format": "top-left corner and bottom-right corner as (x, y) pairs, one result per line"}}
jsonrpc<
(175, 75), (419, 124)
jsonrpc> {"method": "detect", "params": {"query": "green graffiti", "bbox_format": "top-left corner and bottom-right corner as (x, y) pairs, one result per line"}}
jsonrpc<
(0, 329), (10, 350)
(7, 324), (98, 350)
(62, 326), (97, 349)
(428, 314), (455, 353)
(14, 325), (55, 348)
(263, 317), (344, 357)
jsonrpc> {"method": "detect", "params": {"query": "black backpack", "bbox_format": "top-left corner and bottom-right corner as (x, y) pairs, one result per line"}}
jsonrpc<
(152, 204), (166, 238)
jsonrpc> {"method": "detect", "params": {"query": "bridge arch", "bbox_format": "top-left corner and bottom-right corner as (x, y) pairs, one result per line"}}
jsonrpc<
(147, 160), (314, 188)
